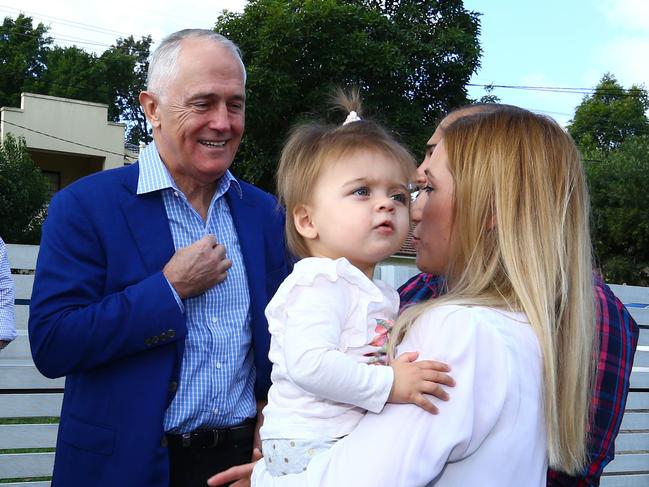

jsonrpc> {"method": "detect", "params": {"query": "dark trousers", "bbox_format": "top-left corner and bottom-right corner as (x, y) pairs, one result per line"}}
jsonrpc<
(167, 421), (254, 487)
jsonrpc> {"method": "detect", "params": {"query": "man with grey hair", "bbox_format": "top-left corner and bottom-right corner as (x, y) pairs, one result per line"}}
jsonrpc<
(29, 29), (290, 487)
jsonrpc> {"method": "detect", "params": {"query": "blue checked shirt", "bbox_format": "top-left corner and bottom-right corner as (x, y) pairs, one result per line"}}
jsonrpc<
(0, 237), (17, 343)
(137, 142), (255, 433)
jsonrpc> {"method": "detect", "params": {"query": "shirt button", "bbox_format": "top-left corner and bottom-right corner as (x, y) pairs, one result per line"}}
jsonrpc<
(173, 191), (179, 198)
(212, 316), (218, 324)
(213, 407), (219, 415)
(215, 362), (221, 369)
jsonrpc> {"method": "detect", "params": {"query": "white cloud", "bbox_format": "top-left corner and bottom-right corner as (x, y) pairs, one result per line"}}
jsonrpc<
(599, 36), (649, 88)
(593, 0), (649, 90)
(601, 0), (649, 32)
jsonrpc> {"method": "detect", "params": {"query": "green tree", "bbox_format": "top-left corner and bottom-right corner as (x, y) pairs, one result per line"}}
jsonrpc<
(568, 73), (649, 154)
(0, 135), (49, 244)
(585, 135), (649, 285)
(0, 14), (52, 108)
(32, 46), (108, 103)
(1, 15), (152, 145)
(571, 75), (649, 284)
(100, 36), (152, 144)
(216, 0), (481, 190)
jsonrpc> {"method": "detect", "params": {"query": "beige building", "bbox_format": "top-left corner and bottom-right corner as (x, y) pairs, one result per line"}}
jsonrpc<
(1, 93), (129, 195)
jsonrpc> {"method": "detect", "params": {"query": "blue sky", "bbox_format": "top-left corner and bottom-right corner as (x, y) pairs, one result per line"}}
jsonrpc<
(464, 0), (649, 124)
(3, 0), (648, 126)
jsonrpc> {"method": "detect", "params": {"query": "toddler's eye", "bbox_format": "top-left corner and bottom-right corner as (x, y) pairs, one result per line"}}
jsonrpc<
(353, 187), (370, 197)
(391, 192), (408, 204)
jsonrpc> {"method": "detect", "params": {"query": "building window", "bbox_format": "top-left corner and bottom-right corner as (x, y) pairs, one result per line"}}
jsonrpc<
(42, 171), (61, 198)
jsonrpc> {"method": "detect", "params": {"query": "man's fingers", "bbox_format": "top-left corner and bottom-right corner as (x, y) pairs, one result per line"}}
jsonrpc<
(219, 258), (232, 272)
(213, 257), (232, 285)
(199, 234), (218, 248)
(207, 462), (255, 486)
(212, 243), (227, 258)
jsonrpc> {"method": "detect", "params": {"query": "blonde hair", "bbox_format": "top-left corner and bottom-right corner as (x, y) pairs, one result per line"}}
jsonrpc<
(276, 90), (416, 258)
(394, 106), (597, 474)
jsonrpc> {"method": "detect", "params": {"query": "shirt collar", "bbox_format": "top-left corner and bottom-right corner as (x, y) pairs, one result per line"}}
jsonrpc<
(137, 140), (242, 198)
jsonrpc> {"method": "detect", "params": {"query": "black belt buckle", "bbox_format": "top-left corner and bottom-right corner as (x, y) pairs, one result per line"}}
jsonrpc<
(165, 418), (255, 449)
(181, 432), (192, 447)
(182, 429), (221, 448)
(206, 429), (220, 448)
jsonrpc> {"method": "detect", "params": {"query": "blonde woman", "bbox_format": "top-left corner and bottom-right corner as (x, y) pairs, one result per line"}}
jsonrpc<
(209, 106), (597, 487)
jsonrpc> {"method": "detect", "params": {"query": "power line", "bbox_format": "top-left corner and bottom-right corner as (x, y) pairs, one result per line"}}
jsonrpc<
(0, 4), (131, 38)
(0, 22), (119, 50)
(528, 108), (574, 118)
(3, 120), (127, 160)
(468, 83), (647, 98)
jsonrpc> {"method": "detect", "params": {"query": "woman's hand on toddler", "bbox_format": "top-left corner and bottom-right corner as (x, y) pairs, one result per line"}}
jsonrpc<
(388, 351), (454, 414)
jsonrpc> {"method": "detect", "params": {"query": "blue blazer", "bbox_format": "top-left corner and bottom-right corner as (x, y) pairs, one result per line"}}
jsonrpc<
(29, 163), (290, 487)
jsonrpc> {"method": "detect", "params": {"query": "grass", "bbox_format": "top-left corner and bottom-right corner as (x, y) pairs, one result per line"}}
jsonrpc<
(0, 477), (52, 484)
(0, 417), (59, 424)
(0, 417), (58, 483)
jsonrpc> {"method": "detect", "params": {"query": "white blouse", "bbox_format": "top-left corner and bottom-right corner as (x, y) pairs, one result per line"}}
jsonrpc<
(254, 304), (547, 486)
(260, 257), (396, 441)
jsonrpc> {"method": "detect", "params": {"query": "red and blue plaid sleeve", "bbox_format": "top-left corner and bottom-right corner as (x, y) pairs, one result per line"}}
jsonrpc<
(398, 272), (445, 311)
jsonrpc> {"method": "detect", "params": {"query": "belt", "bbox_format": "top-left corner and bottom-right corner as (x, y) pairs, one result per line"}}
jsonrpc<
(163, 418), (256, 449)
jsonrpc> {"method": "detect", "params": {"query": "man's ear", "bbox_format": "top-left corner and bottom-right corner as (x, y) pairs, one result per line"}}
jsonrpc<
(139, 91), (161, 129)
(293, 204), (318, 240)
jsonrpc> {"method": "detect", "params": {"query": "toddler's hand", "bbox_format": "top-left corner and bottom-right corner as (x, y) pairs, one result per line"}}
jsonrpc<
(388, 351), (455, 414)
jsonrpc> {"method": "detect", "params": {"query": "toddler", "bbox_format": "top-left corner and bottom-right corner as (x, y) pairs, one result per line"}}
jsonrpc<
(259, 93), (452, 476)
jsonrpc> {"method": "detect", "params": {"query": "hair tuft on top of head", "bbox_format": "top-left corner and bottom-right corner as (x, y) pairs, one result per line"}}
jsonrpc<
(330, 87), (363, 126)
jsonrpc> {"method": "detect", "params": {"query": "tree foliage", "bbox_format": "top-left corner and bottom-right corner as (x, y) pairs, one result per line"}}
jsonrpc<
(0, 14), (51, 108)
(568, 73), (649, 154)
(585, 135), (649, 285)
(1, 15), (152, 144)
(100, 36), (152, 144)
(215, 0), (481, 190)
(0, 135), (49, 244)
(31, 46), (108, 102)
(570, 74), (649, 284)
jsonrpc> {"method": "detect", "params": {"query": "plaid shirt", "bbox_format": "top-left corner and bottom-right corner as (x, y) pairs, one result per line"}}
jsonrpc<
(398, 273), (639, 486)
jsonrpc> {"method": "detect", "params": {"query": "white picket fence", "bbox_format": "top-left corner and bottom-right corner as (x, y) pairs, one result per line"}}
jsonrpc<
(0, 245), (647, 486)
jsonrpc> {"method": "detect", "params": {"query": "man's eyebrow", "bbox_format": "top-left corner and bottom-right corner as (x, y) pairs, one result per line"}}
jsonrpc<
(187, 92), (246, 102)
